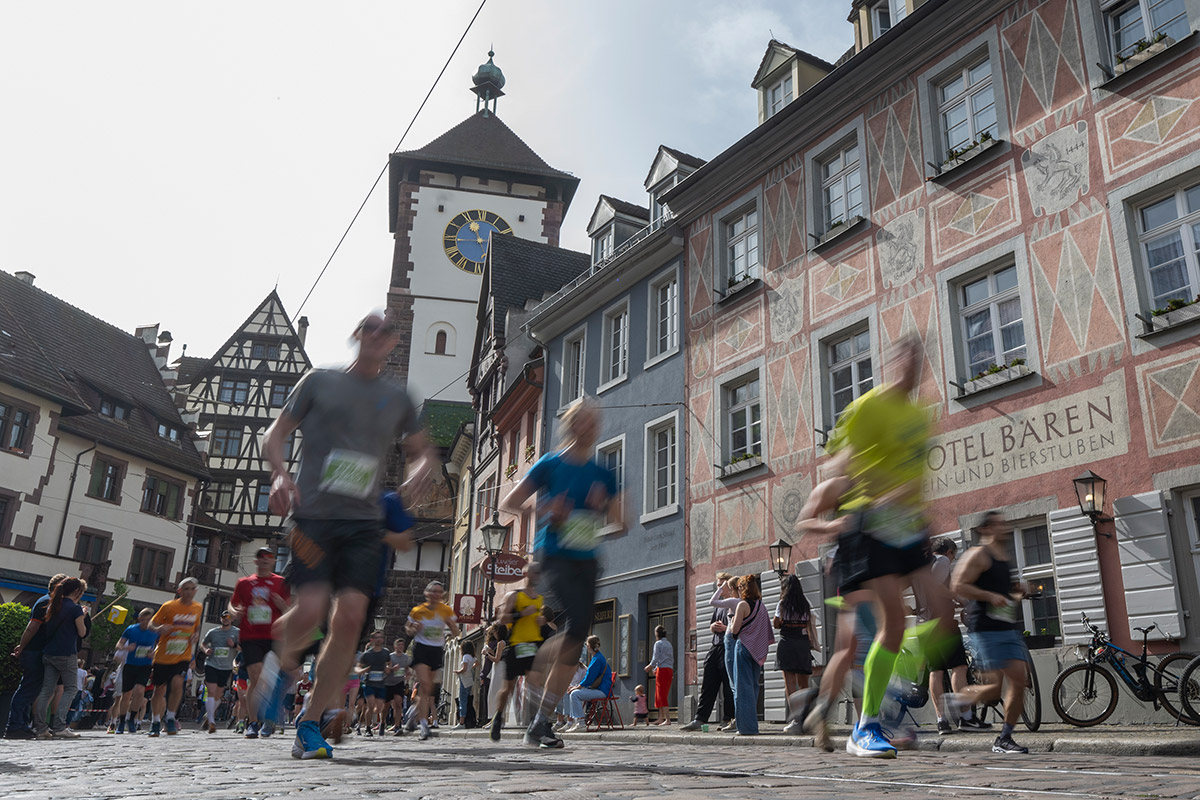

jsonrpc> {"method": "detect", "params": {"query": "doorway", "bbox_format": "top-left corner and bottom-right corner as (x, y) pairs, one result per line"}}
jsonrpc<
(645, 589), (678, 710)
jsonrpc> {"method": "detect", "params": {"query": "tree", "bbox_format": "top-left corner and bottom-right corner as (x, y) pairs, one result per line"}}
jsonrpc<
(0, 602), (32, 693)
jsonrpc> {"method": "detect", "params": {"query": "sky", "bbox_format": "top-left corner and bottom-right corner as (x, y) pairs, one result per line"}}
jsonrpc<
(0, 0), (851, 370)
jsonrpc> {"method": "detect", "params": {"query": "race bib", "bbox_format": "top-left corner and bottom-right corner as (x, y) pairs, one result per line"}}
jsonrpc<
(318, 449), (379, 499)
(214, 647), (230, 659)
(369, 671), (385, 683)
(166, 637), (188, 656)
(514, 642), (538, 659)
(134, 646), (152, 660)
(559, 510), (603, 551)
(864, 505), (926, 547)
(421, 624), (442, 642)
(248, 604), (272, 625)
(986, 601), (1019, 623)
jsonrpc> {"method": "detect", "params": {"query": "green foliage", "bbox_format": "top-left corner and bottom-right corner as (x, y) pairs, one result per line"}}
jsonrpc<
(1116, 32), (1170, 64)
(945, 132), (995, 164)
(0, 602), (32, 693)
(727, 451), (762, 467)
(1151, 294), (1200, 316)
(969, 358), (1027, 382)
(86, 579), (130, 664)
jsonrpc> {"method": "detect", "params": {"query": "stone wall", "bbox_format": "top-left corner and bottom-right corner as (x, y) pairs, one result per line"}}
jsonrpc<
(374, 568), (448, 646)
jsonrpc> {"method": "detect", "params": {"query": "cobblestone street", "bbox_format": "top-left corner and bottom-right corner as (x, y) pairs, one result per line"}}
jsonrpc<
(6, 726), (1200, 800)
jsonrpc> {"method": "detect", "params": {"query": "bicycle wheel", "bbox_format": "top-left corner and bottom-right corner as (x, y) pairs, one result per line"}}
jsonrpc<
(1021, 658), (1042, 732)
(1052, 662), (1118, 726)
(1169, 654), (1200, 725)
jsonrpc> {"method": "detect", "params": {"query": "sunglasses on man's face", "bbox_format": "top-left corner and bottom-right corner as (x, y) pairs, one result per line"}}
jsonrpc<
(359, 320), (397, 336)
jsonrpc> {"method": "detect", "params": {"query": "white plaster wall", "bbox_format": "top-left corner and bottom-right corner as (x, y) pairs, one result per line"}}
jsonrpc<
(409, 298), (477, 404)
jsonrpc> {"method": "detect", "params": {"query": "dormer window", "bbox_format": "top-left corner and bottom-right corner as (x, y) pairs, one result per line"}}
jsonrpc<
(871, 0), (907, 40)
(592, 228), (614, 265)
(99, 397), (129, 421)
(157, 422), (180, 442)
(767, 74), (794, 118)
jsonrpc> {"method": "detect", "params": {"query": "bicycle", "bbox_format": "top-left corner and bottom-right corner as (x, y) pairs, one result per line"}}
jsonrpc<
(435, 687), (452, 726)
(960, 636), (1042, 732)
(1051, 612), (1197, 726)
(1163, 646), (1200, 725)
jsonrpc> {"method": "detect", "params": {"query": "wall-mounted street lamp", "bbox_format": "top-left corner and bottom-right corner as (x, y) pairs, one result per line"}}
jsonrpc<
(769, 538), (793, 578)
(1072, 469), (1112, 538)
(481, 512), (509, 623)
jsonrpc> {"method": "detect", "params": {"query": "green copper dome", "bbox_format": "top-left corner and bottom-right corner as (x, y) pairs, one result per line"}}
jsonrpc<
(472, 50), (505, 89)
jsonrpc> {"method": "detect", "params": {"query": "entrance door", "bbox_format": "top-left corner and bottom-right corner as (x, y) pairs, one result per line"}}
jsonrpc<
(645, 589), (678, 710)
(1185, 492), (1200, 603)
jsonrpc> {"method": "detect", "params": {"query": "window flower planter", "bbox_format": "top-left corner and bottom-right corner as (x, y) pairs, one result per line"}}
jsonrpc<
(812, 215), (865, 251)
(930, 136), (1002, 181)
(524, 444), (536, 464)
(721, 274), (761, 302)
(722, 454), (763, 478)
(959, 362), (1031, 396)
(1024, 633), (1056, 650)
(1149, 297), (1200, 331)
(504, 463), (518, 479)
(1115, 35), (1175, 75)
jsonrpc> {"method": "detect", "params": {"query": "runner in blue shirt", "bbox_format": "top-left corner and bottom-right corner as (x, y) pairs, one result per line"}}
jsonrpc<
(113, 609), (159, 733)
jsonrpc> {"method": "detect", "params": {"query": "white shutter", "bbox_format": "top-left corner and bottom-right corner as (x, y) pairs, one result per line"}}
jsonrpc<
(1114, 492), (1185, 640)
(694, 581), (716, 673)
(796, 558), (825, 667)
(760, 571), (786, 722)
(1050, 507), (1108, 644)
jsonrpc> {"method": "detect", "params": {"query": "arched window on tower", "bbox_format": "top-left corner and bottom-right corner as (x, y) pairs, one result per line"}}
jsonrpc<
(425, 323), (456, 356)
(434, 330), (448, 355)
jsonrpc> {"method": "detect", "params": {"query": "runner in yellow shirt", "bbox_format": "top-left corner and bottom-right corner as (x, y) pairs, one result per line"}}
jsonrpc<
(489, 563), (545, 741)
(404, 581), (459, 741)
(148, 577), (203, 737)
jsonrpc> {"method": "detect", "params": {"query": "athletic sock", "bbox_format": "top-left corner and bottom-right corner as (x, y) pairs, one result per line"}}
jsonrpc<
(165, 711), (176, 722)
(152, 714), (161, 723)
(205, 697), (216, 723)
(1001, 722), (1014, 738)
(860, 641), (899, 721)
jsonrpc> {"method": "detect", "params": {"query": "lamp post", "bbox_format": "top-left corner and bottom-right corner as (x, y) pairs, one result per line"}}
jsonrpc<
(769, 538), (793, 579)
(480, 513), (508, 625)
(1072, 469), (1111, 538)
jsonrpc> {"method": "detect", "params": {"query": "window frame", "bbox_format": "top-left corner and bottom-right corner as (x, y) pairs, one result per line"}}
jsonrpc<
(1105, 0), (1190, 63)
(211, 426), (244, 459)
(269, 382), (291, 408)
(255, 482), (272, 513)
(592, 226), (614, 266)
(1010, 518), (1061, 641)
(73, 527), (112, 564)
(646, 264), (681, 368)
(127, 539), (175, 590)
(767, 72), (794, 118)
(86, 453), (126, 504)
(560, 325), (587, 409)
(642, 409), (680, 523)
(723, 372), (763, 464)
(141, 473), (185, 520)
(957, 263), (1027, 379)
(723, 205), (761, 284)
(98, 397), (130, 421)
(595, 433), (626, 535)
(818, 139), (864, 234)
(0, 398), (36, 455)
(218, 379), (250, 405)
(826, 326), (875, 425)
(156, 421), (180, 441)
(1135, 181), (1200, 311)
(598, 298), (630, 393)
(0, 489), (17, 548)
(934, 54), (998, 159)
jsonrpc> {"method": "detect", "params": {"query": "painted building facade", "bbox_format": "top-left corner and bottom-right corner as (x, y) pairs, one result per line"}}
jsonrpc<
(663, 0), (1200, 721)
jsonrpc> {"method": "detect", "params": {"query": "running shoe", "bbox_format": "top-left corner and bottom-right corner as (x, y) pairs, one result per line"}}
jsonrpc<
(403, 705), (418, 733)
(846, 722), (897, 759)
(992, 734), (1029, 754)
(52, 728), (80, 739)
(207, 721), (217, 734)
(803, 699), (832, 753)
(524, 718), (564, 749)
(786, 688), (817, 726)
(364, 726), (374, 737)
(782, 719), (803, 735)
(260, 721), (276, 738)
(116, 719), (126, 735)
(378, 723), (386, 737)
(718, 721), (737, 732)
(291, 719), (332, 760)
(563, 721), (584, 733)
(320, 709), (345, 744)
(490, 712), (504, 742)
(106, 722), (116, 734)
(958, 716), (992, 732)
(165, 718), (178, 735)
(148, 721), (162, 738)
(236, 719), (247, 735)
(937, 719), (953, 736)
(679, 720), (702, 732)
(244, 721), (260, 739)
(254, 652), (292, 726)
(418, 719), (431, 741)
(35, 730), (53, 740)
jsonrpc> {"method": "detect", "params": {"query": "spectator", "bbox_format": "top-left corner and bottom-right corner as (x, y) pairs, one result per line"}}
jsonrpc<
(453, 641), (477, 729)
(33, 577), (89, 739)
(774, 574), (818, 734)
(645, 625), (674, 725)
(4, 573), (67, 739)
(727, 574), (774, 736)
(562, 635), (611, 732)
(682, 572), (735, 733)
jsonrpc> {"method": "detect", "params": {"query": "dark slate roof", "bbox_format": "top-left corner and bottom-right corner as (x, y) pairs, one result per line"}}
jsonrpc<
(660, 146), (706, 170)
(601, 195), (650, 221)
(833, 45), (856, 68)
(397, 113), (575, 181)
(173, 355), (207, 386)
(486, 236), (590, 340)
(419, 400), (474, 450)
(0, 270), (207, 478)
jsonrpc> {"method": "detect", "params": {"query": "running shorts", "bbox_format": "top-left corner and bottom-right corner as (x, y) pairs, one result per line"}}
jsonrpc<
(503, 644), (537, 678)
(121, 664), (152, 693)
(385, 682), (407, 702)
(204, 666), (232, 687)
(411, 642), (444, 672)
(928, 629), (969, 672)
(835, 516), (931, 593)
(240, 639), (273, 667)
(968, 629), (1027, 671)
(151, 660), (188, 686)
(540, 555), (598, 642)
(285, 518), (385, 595)
(361, 685), (386, 700)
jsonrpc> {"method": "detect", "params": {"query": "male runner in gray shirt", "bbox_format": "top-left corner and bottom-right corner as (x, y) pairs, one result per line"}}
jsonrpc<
(201, 611), (239, 733)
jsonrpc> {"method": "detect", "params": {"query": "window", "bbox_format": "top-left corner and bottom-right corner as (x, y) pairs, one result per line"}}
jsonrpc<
(251, 342), (266, 359)
(212, 427), (243, 458)
(601, 303), (629, 387)
(141, 475), (183, 519)
(596, 436), (625, 529)
(98, 397), (129, 420)
(562, 330), (586, 406)
(1137, 182), (1200, 310)
(218, 379), (250, 404)
(1107, 0), (1188, 62)
(820, 141), (863, 231)
(767, 73), (793, 118)
(725, 207), (760, 282)
(191, 535), (210, 565)
(959, 264), (1025, 378)
(157, 422), (180, 441)
(434, 330), (448, 355)
(128, 542), (173, 588)
(269, 383), (291, 408)
(219, 539), (240, 570)
(1012, 521), (1061, 640)
(87, 456), (123, 503)
(209, 482), (235, 512)
(74, 528), (111, 563)
(937, 57), (997, 158)
(725, 376), (763, 462)
(256, 482), (271, 513)
(476, 475), (498, 527)
(644, 412), (678, 517)
(592, 229), (614, 265)
(648, 270), (679, 362)
(872, 1), (892, 37)
(0, 402), (33, 453)
(828, 329), (874, 420)
(273, 544), (290, 574)
(204, 593), (230, 624)
(283, 432), (298, 462)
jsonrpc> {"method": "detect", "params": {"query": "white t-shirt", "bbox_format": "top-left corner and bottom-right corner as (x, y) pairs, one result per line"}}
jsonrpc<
(458, 654), (476, 689)
(76, 667), (88, 692)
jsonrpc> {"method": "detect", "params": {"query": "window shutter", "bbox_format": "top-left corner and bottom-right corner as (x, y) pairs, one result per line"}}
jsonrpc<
(693, 581), (716, 675)
(1049, 507), (1108, 644)
(759, 571), (786, 722)
(796, 558), (825, 666)
(1114, 491), (1186, 640)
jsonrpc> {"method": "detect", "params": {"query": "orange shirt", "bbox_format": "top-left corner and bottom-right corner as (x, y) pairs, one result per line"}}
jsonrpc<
(151, 599), (203, 664)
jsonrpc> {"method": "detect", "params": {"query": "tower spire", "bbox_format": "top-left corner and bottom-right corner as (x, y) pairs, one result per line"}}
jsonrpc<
(470, 49), (506, 117)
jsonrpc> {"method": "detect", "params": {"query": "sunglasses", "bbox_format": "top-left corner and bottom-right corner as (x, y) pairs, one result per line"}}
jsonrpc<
(359, 320), (397, 336)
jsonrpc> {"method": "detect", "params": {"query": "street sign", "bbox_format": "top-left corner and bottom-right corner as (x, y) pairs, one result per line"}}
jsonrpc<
(484, 552), (528, 584)
(455, 593), (483, 624)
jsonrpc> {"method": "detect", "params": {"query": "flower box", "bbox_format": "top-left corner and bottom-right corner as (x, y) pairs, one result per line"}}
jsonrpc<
(722, 454), (763, 478)
(1150, 298), (1200, 331)
(812, 215), (865, 250)
(938, 135), (1001, 174)
(960, 363), (1031, 396)
(722, 274), (760, 302)
(1116, 36), (1175, 75)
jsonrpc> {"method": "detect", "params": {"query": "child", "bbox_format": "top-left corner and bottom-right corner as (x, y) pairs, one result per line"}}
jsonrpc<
(632, 685), (649, 726)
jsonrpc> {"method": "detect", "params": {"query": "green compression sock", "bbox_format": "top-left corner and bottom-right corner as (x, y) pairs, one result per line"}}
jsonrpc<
(860, 640), (899, 720)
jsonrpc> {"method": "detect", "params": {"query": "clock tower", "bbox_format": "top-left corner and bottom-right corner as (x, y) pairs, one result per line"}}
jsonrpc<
(385, 51), (579, 406)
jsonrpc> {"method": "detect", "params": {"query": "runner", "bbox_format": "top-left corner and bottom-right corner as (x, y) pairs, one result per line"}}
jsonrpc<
(104, 657), (124, 734)
(824, 336), (953, 759)
(500, 399), (622, 750)
(112, 608), (158, 734)
(148, 577), (203, 737)
(488, 563), (545, 742)
(356, 631), (391, 736)
(4, 573), (67, 740)
(201, 610), (239, 734)
(385, 637), (411, 735)
(231, 651), (249, 733)
(404, 581), (459, 741)
(949, 511), (1031, 754)
(230, 545), (290, 738)
(258, 308), (433, 760)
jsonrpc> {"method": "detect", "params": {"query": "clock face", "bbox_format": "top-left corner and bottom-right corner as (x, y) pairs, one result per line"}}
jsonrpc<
(443, 209), (512, 274)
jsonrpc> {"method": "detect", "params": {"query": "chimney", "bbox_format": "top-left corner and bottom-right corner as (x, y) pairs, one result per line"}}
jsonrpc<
(297, 316), (309, 347)
(135, 323), (159, 345)
(14, 271), (35, 286)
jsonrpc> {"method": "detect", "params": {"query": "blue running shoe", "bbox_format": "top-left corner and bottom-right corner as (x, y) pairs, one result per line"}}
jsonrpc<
(291, 719), (332, 760)
(148, 721), (162, 738)
(244, 721), (260, 739)
(846, 722), (897, 759)
(260, 721), (276, 738)
(254, 652), (292, 726)
(165, 717), (178, 735)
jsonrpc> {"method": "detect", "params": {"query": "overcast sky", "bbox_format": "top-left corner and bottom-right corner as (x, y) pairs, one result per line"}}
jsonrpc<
(1, 0), (849, 376)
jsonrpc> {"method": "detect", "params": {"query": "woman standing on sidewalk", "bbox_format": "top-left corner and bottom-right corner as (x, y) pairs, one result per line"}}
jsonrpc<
(645, 626), (674, 725)
(774, 574), (818, 733)
(33, 578), (89, 739)
(726, 574), (773, 736)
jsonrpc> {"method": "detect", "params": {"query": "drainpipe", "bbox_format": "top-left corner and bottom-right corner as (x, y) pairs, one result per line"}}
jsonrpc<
(57, 440), (98, 557)
(526, 332), (551, 455)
